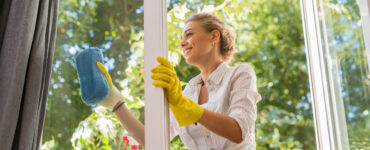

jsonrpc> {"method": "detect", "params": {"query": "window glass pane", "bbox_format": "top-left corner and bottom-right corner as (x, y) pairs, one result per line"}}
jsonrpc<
(42, 0), (144, 149)
(167, 0), (315, 149)
(317, 0), (370, 148)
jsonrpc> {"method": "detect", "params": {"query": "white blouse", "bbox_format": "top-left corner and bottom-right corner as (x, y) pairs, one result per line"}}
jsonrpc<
(170, 62), (262, 150)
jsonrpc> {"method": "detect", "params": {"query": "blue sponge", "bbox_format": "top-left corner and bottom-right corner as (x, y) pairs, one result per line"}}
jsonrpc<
(76, 47), (110, 106)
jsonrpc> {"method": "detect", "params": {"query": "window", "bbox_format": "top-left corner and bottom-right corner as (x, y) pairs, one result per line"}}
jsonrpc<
(301, 0), (370, 149)
(42, 0), (322, 149)
(42, 0), (144, 149)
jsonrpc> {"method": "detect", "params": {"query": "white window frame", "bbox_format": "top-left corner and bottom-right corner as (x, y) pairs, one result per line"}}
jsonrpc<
(144, 0), (170, 149)
(301, 1), (333, 149)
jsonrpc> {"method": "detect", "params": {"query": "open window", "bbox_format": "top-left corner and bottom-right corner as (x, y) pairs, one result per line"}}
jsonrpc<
(301, 0), (370, 149)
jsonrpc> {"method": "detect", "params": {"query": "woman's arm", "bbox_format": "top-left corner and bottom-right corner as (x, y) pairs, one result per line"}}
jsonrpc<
(113, 102), (145, 148)
(199, 109), (243, 143)
(95, 63), (145, 147)
(198, 64), (262, 144)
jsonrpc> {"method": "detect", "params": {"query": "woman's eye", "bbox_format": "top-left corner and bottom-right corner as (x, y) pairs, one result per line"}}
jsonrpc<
(186, 33), (193, 37)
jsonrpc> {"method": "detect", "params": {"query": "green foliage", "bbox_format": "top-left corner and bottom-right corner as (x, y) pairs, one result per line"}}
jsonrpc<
(69, 107), (125, 150)
(42, 136), (59, 150)
(171, 136), (188, 150)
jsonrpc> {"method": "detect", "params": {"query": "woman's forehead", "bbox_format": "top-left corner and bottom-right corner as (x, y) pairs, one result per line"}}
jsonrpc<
(182, 21), (200, 33)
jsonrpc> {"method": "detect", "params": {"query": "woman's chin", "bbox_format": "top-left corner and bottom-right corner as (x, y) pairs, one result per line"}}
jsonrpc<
(185, 56), (193, 64)
(185, 56), (198, 65)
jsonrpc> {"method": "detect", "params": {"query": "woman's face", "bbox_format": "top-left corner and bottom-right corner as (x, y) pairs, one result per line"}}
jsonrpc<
(180, 21), (215, 65)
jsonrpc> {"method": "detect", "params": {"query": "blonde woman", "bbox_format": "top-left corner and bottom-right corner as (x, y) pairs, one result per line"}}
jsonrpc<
(96, 13), (261, 149)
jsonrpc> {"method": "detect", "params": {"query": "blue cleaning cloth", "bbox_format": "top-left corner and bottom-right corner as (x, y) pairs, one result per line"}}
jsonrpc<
(76, 47), (110, 106)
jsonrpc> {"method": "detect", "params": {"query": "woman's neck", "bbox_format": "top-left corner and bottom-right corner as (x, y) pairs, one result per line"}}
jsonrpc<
(198, 60), (223, 83)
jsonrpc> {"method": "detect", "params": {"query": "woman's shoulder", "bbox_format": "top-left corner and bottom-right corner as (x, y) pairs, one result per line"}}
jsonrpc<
(226, 63), (260, 98)
(229, 63), (257, 78)
(233, 63), (254, 72)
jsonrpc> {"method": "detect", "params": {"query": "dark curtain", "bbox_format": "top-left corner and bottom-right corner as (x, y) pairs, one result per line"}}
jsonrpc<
(0, 0), (59, 149)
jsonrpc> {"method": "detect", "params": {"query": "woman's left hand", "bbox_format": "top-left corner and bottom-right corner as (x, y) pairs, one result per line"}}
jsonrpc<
(96, 62), (124, 109)
(151, 56), (204, 126)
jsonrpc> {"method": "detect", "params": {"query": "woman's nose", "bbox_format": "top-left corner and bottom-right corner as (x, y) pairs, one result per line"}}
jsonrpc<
(180, 39), (187, 48)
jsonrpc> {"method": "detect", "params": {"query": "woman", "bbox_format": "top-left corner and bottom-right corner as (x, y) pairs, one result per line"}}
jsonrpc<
(96, 13), (261, 149)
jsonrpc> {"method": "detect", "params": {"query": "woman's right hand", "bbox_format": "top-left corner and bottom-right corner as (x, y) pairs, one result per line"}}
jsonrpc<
(151, 56), (204, 127)
(96, 62), (124, 109)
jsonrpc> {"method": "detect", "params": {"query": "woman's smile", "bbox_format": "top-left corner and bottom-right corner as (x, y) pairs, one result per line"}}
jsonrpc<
(183, 47), (192, 57)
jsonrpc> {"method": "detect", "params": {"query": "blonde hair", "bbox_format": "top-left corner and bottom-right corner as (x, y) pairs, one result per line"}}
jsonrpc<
(185, 13), (236, 62)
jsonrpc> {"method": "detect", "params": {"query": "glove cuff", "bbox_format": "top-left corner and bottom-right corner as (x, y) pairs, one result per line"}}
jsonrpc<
(170, 97), (204, 127)
(99, 86), (124, 109)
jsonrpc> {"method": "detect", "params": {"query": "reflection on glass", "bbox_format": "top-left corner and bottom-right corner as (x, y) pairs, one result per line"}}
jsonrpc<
(42, 0), (144, 149)
(167, 0), (314, 149)
(317, 0), (370, 148)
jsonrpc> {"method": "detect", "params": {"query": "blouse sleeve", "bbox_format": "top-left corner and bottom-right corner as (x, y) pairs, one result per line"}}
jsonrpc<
(227, 64), (262, 142)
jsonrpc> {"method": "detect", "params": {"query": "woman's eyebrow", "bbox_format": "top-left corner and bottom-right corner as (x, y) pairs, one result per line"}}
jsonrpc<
(183, 28), (192, 33)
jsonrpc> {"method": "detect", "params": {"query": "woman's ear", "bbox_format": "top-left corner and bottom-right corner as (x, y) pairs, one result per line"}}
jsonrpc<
(210, 30), (221, 43)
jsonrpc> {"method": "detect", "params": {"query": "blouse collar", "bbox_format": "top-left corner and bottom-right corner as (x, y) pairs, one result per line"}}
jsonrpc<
(188, 62), (229, 86)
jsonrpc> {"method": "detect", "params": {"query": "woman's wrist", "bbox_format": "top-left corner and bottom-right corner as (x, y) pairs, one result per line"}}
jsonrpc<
(98, 86), (124, 109)
(112, 101), (125, 112)
(113, 100), (123, 109)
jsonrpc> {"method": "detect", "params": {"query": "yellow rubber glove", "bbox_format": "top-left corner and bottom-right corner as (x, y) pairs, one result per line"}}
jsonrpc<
(151, 56), (204, 126)
(96, 62), (124, 110)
